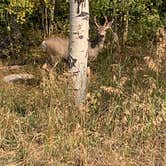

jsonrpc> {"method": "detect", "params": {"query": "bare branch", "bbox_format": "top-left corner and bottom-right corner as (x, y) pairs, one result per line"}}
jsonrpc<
(3, 74), (35, 83)
(0, 65), (25, 70)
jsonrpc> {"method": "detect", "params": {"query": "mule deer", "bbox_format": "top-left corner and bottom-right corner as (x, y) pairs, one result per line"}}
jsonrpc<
(41, 16), (113, 70)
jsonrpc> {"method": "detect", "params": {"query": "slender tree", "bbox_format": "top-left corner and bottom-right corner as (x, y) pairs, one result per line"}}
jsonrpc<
(68, 0), (89, 104)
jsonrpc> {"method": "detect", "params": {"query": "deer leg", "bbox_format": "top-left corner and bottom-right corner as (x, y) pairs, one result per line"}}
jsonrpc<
(53, 61), (59, 69)
(42, 53), (53, 73)
(86, 66), (91, 86)
(42, 63), (51, 73)
(48, 61), (60, 80)
(41, 59), (57, 79)
(87, 66), (91, 78)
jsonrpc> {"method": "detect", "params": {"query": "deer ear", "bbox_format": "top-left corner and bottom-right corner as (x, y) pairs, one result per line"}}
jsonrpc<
(109, 19), (114, 27)
(41, 41), (47, 52)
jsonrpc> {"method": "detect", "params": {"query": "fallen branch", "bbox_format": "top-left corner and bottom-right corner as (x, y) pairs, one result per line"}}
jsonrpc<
(3, 74), (35, 83)
(0, 65), (25, 70)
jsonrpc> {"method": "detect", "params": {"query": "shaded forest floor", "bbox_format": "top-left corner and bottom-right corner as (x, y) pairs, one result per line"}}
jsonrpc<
(0, 41), (166, 165)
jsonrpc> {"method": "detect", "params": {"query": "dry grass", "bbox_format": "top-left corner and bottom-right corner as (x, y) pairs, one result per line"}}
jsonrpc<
(0, 43), (166, 166)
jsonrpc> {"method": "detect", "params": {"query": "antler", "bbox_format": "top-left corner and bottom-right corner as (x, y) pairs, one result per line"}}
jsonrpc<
(94, 15), (114, 30)
(104, 16), (108, 27)
(94, 16), (100, 28)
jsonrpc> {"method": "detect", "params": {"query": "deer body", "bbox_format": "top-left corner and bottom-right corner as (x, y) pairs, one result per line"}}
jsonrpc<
(41, 37), (69, 66)
(41, 16), (113, 68)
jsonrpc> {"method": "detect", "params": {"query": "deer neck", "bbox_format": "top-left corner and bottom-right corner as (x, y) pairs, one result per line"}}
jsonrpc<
(98, 35), (106, 50)
(88, 34), (106, 60)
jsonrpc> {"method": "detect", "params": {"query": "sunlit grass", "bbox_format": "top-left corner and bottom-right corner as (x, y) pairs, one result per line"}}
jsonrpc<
(0, 43), (165, 165)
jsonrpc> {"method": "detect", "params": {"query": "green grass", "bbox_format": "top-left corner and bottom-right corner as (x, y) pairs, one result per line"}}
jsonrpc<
(0, 44), (165, 165)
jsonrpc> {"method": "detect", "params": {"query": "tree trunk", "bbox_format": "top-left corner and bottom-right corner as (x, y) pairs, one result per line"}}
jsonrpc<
(41, 4), (45, 38)
(122, 10), (129, 47)
(49, 0), (56, 36)
(45, 6), (49, 37)
(68, 0), (89, 105)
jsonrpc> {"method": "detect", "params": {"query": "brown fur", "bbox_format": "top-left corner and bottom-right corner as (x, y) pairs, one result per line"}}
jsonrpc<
(41, 17), (113, 67)
(41, 37), (69, 66)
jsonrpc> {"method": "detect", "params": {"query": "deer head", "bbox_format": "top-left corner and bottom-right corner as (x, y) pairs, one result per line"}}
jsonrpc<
(94, 16), (114, 37)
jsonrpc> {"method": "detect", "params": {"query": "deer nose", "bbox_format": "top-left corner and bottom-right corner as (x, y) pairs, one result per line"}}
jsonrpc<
(100, 35), (105, 38)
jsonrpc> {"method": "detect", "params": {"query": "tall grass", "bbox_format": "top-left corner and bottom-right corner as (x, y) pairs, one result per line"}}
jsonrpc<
(0, 44), (165, 165)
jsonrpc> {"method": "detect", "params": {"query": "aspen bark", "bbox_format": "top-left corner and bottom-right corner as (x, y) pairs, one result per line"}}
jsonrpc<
(68, 0), (89, 104)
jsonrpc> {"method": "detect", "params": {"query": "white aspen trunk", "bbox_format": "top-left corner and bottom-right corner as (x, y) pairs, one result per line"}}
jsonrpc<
(68, 0), (89, 104)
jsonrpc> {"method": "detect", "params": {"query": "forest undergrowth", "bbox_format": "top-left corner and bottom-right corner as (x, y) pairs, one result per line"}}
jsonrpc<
(0, 40), (166, 166)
